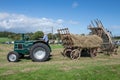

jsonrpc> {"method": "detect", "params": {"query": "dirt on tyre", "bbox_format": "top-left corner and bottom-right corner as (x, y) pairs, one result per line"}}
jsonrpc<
(7, 51), (19, 62)
(30, 43), (50, 62)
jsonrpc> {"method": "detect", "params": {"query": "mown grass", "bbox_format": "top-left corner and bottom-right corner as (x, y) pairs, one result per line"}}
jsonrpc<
(50, 44), (63, 49)
(0, 44), (120, 80)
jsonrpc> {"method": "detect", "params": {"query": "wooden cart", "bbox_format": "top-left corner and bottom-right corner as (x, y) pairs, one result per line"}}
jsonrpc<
(88, 19), (118, 55)
(57, 28), (98, 59)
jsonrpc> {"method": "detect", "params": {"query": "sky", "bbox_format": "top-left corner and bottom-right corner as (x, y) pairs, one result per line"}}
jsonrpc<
(0, 0), (120, 36)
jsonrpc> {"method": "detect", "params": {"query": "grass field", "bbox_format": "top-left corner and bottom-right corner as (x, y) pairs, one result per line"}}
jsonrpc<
(0, 38), (12, 43)
(0, 44), (120, 80)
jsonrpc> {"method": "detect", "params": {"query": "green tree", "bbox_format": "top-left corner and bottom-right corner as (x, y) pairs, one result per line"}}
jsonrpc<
(54, 33), (60, 40)
(48, 33), (53, 40)
(47, 33), (59, 40)
(12, 34), (21, 40)
(31, 31), (44, 40)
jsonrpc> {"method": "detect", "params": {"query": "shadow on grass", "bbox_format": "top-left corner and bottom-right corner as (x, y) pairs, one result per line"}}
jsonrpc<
(20, 55), (53, 62)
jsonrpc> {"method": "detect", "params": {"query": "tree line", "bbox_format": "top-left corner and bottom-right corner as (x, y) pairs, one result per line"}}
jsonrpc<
(1, 31), (119, 41)
(0, 31), (60, 40)
(113, 36), (120, 40)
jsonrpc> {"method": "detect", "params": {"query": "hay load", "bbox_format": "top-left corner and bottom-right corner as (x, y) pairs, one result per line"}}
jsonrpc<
(58, 28), (103, 59)
(63, 34), (103, 48)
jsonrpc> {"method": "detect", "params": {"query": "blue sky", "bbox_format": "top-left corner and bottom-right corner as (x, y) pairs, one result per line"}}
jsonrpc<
(0, 0), (120, 36)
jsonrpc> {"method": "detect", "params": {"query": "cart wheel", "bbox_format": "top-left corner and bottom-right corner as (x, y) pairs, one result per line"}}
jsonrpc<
(70, 49), (81, 60)
(62, 48), (71, 57)
(93, 48), (98, 56)
(90, 48), (97, 57)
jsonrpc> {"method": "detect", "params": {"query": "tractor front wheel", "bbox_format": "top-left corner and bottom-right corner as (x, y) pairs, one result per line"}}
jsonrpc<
(7, 51), (19, 62)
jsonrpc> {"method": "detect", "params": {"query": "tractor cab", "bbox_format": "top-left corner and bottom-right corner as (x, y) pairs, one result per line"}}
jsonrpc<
(14, 34), (33, 55)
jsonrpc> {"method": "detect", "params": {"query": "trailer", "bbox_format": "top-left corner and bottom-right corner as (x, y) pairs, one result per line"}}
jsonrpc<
(57, 28), (101, 59)
(88, 19), (118, 55)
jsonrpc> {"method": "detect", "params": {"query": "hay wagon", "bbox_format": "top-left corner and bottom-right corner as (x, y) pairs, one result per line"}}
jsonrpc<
(88, 19), (118, 55)
(57, 28), (102, 59)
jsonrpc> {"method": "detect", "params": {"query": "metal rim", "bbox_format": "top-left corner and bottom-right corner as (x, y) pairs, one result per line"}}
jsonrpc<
(9, 54), (17, 61)
(33, 47), (46, 60)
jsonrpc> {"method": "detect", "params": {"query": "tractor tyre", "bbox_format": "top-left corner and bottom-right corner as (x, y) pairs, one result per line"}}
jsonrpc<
(7, 51), (19, 62)
(30, 43), (50, 62)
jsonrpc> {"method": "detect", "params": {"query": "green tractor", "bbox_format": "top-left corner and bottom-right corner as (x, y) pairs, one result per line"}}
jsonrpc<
(7, 34), (51, 62)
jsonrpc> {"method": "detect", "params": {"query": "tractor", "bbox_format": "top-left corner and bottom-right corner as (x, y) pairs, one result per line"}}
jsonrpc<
(7, 34), (51, 62)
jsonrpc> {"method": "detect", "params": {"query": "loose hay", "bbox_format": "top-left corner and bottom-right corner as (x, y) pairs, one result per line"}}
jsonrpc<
(62, 34), (103, 48)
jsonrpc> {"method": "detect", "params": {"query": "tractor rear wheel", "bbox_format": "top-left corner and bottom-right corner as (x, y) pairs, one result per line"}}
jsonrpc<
(7, 51), (19, 62)
(30, 43), (50, 62)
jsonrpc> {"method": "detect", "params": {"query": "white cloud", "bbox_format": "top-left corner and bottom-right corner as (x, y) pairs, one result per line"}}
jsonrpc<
(0, 13), (64, 33)
(68, 20), (79, 24)
(56, 19), (64, 24)
(0, 13), (10, 19)
(72, 2), (79, 8)
(110, 26), (120, 29)
(0, 12), (80, 33)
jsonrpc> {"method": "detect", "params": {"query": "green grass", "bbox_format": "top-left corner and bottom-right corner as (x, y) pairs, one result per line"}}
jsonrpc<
(1, 64), (120, 80)
(50, 44), (63, 49)
(0, 37), (12, 43)
(0, 44), (120, 80)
